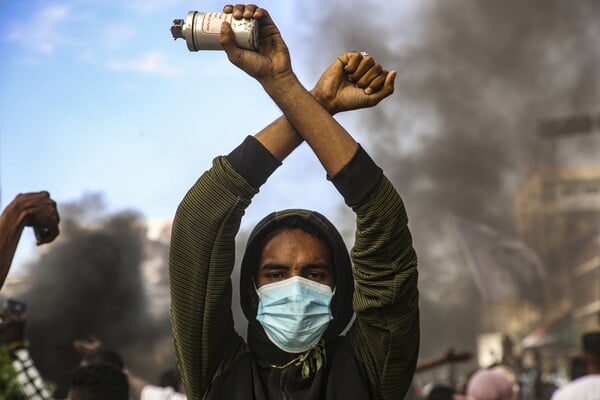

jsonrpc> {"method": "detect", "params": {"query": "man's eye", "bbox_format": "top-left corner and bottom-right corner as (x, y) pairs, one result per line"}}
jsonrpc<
(306, 273), (324, 280)
(265, 273), (285, 279)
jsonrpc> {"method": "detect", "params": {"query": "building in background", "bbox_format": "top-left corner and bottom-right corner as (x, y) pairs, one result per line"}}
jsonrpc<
(464, 113), (600, 372)
(507, 113), (600, 388)
(570, 229), (600, 332)
(515, 142), (600, 336)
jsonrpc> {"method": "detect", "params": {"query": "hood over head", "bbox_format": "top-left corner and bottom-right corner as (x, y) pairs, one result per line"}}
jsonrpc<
(240, 209), (355, 343)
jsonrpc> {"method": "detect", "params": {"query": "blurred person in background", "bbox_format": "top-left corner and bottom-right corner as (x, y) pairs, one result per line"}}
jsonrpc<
(454, 368), (516, 400)
(551, 331), (600, 400)
(74, 335), (186, 400)
(2, 309), (146, 400)
(67, 363), (128, 400)
(426, 385), (455, 400)
(518, 348), (543, 400)
(0, 300), (53, 400)
(158, 368), (181, 393)
(568, 355), (586, 381)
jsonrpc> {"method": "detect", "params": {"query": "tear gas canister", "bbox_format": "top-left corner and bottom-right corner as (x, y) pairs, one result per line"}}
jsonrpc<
(171, 11), (258, 51)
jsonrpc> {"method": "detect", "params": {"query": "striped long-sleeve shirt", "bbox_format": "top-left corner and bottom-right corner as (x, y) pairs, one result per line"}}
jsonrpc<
(169, 139), (419, 399)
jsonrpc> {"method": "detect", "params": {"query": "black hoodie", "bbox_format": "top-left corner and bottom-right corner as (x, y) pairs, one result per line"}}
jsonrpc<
(203, 209), (377, 399)
(169, 137), (419, 400)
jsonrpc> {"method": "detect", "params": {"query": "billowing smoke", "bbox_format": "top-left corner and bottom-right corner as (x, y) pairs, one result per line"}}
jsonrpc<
(295, 0), (600, 358)
(20, 194), (172, 397)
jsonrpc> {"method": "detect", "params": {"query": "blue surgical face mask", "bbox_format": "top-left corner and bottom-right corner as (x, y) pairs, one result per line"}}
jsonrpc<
(256, 276), (334, 353)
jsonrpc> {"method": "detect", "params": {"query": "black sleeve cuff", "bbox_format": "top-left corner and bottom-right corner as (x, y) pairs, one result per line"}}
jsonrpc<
(226, 136), (282, 190)
(329, 145), (383, 207)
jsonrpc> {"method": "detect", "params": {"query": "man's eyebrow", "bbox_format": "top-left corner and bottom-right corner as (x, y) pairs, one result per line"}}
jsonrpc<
(303, 263), (333, 270)
(259, 263), (290, 271)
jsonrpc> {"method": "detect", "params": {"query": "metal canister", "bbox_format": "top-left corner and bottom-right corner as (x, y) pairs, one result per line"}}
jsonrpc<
(171, 11), (258, 51)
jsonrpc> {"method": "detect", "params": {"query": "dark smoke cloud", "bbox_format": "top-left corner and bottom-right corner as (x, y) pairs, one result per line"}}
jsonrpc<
(297, 0), (600, 356)
(20, 193), (172, 397)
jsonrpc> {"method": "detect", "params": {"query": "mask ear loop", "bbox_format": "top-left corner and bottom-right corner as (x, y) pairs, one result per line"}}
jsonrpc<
(249, 277), (262, 318)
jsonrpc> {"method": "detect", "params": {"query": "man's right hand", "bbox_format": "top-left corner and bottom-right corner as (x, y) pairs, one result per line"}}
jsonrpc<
(220, 4), (294, 86)
(312, 52), (396, 115)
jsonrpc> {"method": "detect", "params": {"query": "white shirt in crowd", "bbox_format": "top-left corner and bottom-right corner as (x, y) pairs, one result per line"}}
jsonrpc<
(550, 374), (600, 400)
(141, 385), (187, 400)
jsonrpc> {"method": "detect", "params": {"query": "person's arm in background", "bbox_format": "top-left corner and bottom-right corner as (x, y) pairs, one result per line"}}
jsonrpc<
(126, 371), (148, 400)
(415, 348), (473, 373)
(122, 369), (152, 400)
(0, 302), (53, 400)
(0, 191), (59, 289)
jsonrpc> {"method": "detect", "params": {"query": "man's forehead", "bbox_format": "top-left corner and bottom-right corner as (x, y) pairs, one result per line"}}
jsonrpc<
(260, 227), (331, 251)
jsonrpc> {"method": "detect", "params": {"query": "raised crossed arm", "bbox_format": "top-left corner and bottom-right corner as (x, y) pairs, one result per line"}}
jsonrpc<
(220, 4), (396, 171)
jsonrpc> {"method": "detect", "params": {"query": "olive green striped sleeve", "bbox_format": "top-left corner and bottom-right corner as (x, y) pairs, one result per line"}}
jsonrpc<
(169, 156), (255, 400)
(346, 176), (420, 400)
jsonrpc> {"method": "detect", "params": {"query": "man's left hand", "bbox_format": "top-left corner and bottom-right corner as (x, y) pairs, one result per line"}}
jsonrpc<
(312, 51), (396, 115)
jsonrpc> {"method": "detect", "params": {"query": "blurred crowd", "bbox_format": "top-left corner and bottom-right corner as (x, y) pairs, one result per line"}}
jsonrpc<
(404, 332), (600, 400)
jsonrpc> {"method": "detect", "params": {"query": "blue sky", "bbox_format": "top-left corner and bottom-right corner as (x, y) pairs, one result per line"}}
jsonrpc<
(2, 0), (379, 270)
